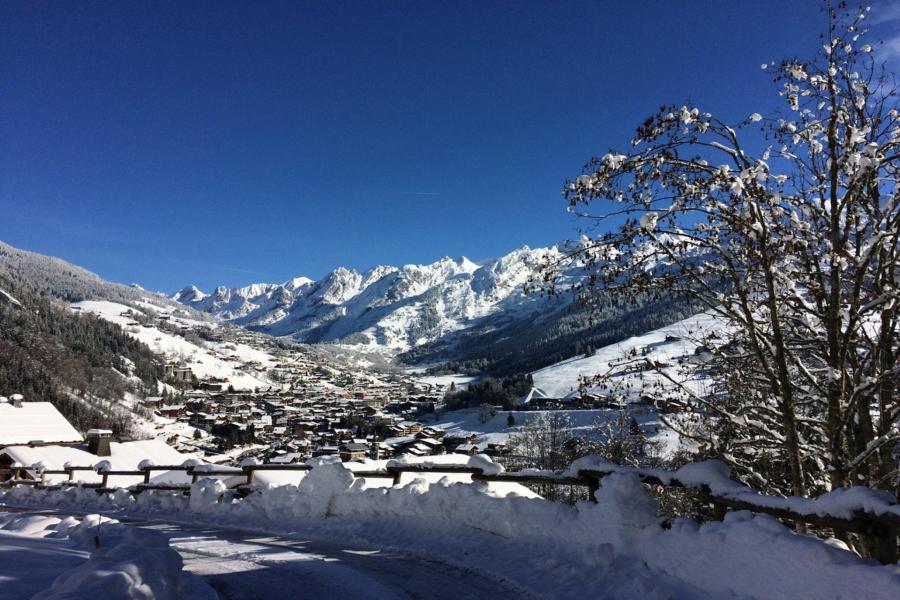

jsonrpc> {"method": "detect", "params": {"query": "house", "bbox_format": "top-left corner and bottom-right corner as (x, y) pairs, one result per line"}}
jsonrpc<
(158, 404), (186, 418)
(0, 398), (83, 446)
(165, 364), (193, 383)
(516, 387), (550, 407)
(142, 397), (165, 410)
(339, 443), (369, 462)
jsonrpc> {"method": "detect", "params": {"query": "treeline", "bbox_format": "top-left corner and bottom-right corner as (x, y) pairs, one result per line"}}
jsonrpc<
(0, 271), (162, 435)
(443, 373), (534, 411)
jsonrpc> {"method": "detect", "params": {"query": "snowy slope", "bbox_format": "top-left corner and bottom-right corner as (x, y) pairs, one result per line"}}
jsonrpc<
(532, 311), (725, 399)
(71, 300), (274, 390)
(175, 244), (586, 353)
(430, 407), (679, 456)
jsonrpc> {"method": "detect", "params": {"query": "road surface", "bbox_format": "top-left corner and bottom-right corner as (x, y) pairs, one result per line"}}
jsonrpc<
(1, 508), (531, 599)
(140, 520), (531, 600)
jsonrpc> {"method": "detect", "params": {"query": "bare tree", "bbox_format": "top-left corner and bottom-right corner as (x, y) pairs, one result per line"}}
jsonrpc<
(538, 3), (899, 506)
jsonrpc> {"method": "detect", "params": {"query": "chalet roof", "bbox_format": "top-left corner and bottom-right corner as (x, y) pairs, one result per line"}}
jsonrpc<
(0, 439), (199, 486)
(341, 443), (369, 452)
(0, 402), (83, 445)
(516, 387), (551, 407)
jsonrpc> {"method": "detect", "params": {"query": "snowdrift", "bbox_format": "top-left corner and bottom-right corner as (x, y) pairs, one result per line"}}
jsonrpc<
(2, 457), (897, 600)
(0, 512), (214, 600)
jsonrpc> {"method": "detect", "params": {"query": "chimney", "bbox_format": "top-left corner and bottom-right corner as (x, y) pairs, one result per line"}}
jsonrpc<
(10, 394), (23, 408)
(86, 429), (112, 456)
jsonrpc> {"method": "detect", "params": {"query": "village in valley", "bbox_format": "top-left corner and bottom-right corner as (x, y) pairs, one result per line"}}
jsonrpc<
(1, 288), (690, 487)
(3, 3), (899, 598)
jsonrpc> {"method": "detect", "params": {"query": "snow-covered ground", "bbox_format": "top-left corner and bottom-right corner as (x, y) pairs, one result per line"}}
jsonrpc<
(412, 372), (479, 389)
(532, 311), (723, 398)
(70, 300), (274, 390)
(429, 407), (679, 456)
(0, 511), (214, 600)
(3, 458), (896, 600)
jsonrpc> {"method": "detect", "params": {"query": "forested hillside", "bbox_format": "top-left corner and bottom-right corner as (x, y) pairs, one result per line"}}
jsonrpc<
(0, 270), (162, 436)
(402, 294), (698, 376)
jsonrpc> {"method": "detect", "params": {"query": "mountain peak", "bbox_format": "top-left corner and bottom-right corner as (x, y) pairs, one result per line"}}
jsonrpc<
(173, 284), (206, 302)
(172, 241), (574, 352)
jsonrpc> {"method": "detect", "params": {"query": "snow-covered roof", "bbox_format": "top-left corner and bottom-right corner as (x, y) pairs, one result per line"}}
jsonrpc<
(1, 439), (200, 486)
(0, 402), (83, 446)
(516, 387), (549, 407)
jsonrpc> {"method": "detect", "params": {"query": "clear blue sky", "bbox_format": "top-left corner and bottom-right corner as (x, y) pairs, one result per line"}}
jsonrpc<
(1, 1), (896, 292)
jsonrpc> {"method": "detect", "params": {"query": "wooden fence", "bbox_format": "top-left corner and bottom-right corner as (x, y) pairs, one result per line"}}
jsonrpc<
(1, 461), (897, 564)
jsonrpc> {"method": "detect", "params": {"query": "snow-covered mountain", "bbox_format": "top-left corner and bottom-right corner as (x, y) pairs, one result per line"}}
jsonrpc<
(174, 245), (581, 353)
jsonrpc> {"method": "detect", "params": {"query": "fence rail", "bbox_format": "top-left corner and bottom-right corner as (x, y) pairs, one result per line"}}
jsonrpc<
(1, 461), (897, 563)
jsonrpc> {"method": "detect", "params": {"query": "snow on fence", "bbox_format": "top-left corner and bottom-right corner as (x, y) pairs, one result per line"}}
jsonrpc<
(2, 457), (898, 563)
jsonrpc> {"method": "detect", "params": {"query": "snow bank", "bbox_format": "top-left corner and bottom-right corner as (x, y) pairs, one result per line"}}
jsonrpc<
(568, 457), (900, 520)
(3, 458), (897, 600)
(0, 511), (215, 600)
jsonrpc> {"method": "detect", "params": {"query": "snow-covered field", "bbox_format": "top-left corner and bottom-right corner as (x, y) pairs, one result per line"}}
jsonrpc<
(411, 372), (478, 389)
(429, 406), (679, 456)
(2, 458), (896, 600)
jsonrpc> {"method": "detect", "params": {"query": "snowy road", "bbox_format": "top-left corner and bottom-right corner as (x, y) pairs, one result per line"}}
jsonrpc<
(140, 520), (530, 600)
(0, 508), (529, 599)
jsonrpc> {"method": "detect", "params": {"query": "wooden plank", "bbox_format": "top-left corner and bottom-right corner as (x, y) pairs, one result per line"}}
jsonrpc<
(472, 473), (588, 487)
(350, 471), (396, 479)
(390, 465), (483, 474)
(244, 464), (312, 471)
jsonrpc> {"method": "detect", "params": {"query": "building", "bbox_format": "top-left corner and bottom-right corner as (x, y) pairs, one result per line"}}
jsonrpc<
(0, 398), (83, 446)
(339, 443), (369, 462)
(0, 432), (201, 487)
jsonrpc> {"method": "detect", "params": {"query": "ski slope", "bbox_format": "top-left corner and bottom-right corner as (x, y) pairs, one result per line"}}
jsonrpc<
(532, 311), (724, 399)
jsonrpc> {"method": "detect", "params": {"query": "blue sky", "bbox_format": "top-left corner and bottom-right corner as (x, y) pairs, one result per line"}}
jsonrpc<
(2, 1), (898, 292)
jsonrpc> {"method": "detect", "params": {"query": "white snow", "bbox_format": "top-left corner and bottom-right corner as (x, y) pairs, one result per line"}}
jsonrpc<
(430, 407), (677, 456)
(0, 512), (215, 599)
(173, 245), (579, 353)
(413, 373), (478, 389)
(532, 311), (724, 399)
(0, 402), (83, 445)
(567, 457), (900, 521)
(244, 454), (538, 498)
(1, 439), (202, 487)
(70, 300), (272, 390)
(3, 459), (897, 600)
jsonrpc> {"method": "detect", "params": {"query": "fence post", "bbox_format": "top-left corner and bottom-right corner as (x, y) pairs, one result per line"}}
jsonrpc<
(711, 500), (727, 521)
(67, 467), (75, 482)
(580, 471), (601, 503)
(142, 469), (151, 484)
(388, 467), (402, 486)
(873, 523), (898, 565)
(100, 472), (109, 488)
(244, 466), (255, 486)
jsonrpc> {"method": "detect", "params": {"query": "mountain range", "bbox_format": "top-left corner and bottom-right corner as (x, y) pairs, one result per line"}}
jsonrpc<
(173, 243), (697, 375)
(173, 245), (579, 353)
(0, 238), (695, 376)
